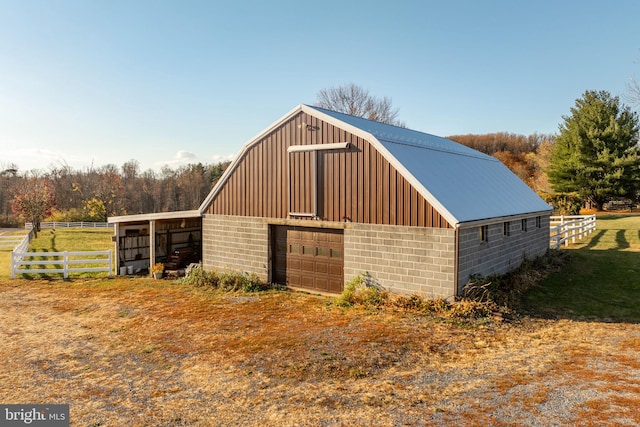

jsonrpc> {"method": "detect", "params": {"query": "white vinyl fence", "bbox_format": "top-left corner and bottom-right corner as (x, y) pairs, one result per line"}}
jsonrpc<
(0, 233), (30, 250)
(11, 250), (113, 279)
(549, 214), (596, 249)
(25, 221), (113, 229)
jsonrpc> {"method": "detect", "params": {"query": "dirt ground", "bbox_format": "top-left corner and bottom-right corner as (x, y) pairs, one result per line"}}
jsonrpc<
(1, 278), (639, 426)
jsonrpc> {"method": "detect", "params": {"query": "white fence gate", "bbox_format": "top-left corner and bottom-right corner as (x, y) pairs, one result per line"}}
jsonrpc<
(11, 250), (113, 279)
(549, 214), (596, 249)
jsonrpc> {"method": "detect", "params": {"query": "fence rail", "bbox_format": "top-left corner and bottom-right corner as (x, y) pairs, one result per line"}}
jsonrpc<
(0, 231), (33, 252)
(549, 214), (596, 249)
(25, 222), (113, 230)
(11, 250), (113, 279)
(0, 235), (27, 250)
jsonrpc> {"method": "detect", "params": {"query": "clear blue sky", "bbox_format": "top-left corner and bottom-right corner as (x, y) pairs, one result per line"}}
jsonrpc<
(2, 0), (640, 173)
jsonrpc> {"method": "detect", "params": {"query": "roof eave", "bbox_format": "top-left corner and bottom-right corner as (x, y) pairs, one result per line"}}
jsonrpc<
(454, 208), (554, 229)
(108, 209), (201, 224)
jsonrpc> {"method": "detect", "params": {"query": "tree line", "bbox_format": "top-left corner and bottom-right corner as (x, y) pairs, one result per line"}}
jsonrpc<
(447, 132), (555, 196)
(0, 160), (230, 228)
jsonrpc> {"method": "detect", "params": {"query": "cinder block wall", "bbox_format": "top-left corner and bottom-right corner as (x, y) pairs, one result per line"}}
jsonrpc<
(343, 223), (457, 299)
(456, 215), (550, 294)
(202, 215), (269, 281)
(201, 214), (549, 299)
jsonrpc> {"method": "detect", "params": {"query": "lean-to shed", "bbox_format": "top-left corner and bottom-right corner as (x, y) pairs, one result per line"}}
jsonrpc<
(199, 104), (552, 297)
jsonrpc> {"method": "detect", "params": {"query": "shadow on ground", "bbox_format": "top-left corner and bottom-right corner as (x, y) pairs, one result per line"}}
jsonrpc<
(523, 243), (640, 323)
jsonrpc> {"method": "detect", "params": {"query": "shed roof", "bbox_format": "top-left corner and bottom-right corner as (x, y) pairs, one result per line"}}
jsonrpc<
(108, 209), (201, 224)
(199, 104), (551, 227)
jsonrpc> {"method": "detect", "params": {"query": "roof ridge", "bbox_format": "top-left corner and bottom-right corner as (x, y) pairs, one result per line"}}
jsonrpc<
(307, 104), (495, 160)
(377, 137), (499, 161)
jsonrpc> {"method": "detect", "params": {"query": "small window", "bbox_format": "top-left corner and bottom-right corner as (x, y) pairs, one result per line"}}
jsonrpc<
(521, 219), (528, 232)
(536, 216), (541, 228)
(503, 221), (510, 237)
(479, 225), (488, 242)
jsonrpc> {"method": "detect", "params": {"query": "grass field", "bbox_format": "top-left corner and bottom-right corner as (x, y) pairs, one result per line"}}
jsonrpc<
(1, 221), (640, 425)
(0, 228), (114, 279)
(525, 215), (640, 321)
(0, 229), (30, 278)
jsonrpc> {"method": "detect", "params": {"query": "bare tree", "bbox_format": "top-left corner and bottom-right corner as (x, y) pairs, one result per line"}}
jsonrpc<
(626, 50), (640, 108)
(628, 76), (640, 108)
(315, 83), (405, 127)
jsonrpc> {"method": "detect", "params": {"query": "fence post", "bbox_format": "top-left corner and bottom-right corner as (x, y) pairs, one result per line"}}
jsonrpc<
(10, 251), (15, 279)
(63, 251), (69, 279)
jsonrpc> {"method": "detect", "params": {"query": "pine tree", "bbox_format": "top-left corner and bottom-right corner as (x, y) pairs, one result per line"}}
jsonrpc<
(548, 90), (640, 210)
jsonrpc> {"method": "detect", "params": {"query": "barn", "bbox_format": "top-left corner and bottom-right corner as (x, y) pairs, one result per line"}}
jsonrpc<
(197, 104), (552, 298)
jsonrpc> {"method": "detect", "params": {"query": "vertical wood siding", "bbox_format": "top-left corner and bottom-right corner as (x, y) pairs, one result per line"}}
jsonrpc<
(205, 112), (451, 228)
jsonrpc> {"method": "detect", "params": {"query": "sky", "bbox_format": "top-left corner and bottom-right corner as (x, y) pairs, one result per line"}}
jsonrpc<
(1, 0), (640, 173)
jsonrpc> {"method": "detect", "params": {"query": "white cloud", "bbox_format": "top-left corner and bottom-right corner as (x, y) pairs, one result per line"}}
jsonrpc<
(155, 150), (200, 168)
(6, 147), (90, 172)
(176, 150), (198, 160)
(153, 151), (235, 170)
(211, 153), (235, 163)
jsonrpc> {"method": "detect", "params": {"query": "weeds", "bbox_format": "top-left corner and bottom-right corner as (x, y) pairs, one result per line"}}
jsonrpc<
(176, 267), (277, 293)
(335, 273), (389, 307)
(334, 273), (496, 320)
(337, 251), (571, 321)
(462, 250), (572, 310)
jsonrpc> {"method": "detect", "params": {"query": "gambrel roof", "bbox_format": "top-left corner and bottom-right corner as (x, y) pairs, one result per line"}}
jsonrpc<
(200, 104), (551, 227)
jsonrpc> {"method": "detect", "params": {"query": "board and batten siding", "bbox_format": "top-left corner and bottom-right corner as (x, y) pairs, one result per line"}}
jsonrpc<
(205, 112), (451, 228)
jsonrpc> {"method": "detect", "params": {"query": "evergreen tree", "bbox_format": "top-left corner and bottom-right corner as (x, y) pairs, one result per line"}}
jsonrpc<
(548, 90), (640, 210)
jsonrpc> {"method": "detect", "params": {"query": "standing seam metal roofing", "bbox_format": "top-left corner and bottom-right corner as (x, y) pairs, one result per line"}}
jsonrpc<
(308, 105), (552, 225)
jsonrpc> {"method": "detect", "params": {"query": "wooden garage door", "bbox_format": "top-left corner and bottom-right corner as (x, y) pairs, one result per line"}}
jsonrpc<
(273, 226), (344, 293)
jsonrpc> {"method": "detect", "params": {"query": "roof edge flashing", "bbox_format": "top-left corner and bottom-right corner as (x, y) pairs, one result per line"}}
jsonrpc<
(454, 209), (553, 229)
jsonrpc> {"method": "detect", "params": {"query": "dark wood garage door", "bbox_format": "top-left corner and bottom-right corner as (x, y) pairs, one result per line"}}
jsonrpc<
(273, 226), (344, 293)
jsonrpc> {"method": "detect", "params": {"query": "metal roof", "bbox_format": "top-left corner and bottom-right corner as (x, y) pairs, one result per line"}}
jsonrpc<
(108, 209), (201, 224)
(198, 104), (551, 227)
(307, 105), (552, 226)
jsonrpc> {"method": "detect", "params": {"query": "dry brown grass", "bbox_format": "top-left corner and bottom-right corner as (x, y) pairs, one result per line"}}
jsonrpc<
(1, 278), (640, 426)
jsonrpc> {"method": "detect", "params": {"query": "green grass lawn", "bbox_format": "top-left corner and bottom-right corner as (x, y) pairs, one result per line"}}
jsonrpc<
(28, 228), (114, 253)
(1, 228), (114, 280)
(524, 214), (640, 322)
(0, 229), (30, 279)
